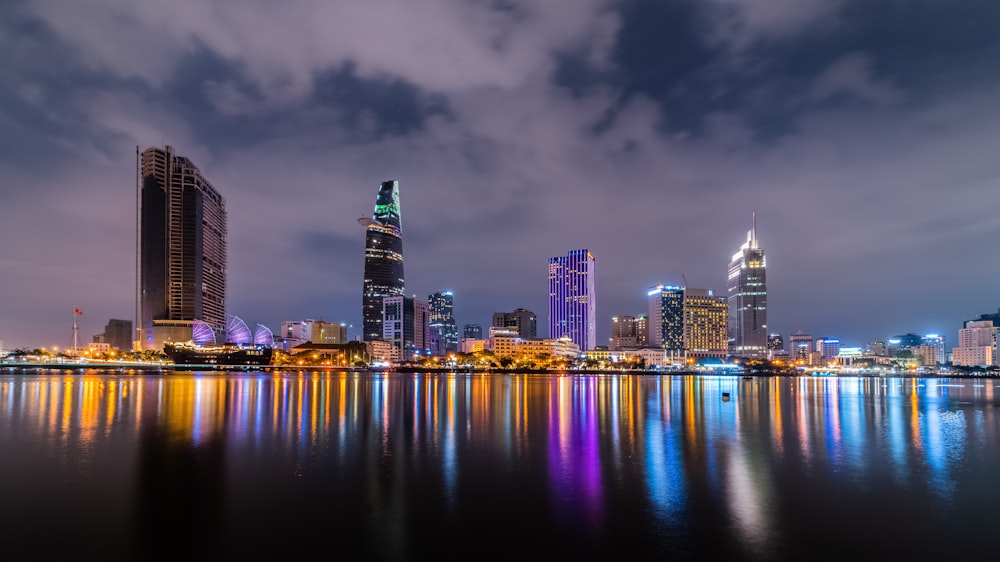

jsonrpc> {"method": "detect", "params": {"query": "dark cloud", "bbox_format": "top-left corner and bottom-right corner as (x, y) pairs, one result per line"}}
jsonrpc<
(1, 0), (999, 352)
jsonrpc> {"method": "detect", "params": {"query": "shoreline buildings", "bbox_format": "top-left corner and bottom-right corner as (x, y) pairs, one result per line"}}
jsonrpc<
(548, 249), (597, 351)
(727, 214), (768, 359)
(138, 145), (227, 351)
(493, 308), (537, 340)
(361, 180), (405, 342)
(648, 284), (728, 362)
(428, 291), (458, 354)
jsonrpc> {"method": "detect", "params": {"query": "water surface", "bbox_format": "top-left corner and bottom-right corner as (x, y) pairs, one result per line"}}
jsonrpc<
(1, 371), (997, 560)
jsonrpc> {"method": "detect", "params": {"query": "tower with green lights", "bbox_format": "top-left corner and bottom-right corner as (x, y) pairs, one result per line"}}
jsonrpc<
(362, 180), (405, 341)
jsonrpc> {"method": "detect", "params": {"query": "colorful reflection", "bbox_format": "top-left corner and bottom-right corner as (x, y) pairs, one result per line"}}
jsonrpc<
(1, 371), (999, 559)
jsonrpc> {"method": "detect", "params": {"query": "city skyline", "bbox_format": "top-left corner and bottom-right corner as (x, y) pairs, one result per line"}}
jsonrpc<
(2, 1), (999, 350)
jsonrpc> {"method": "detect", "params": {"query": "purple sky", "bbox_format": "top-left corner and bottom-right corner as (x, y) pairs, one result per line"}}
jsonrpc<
(1, 0), (998, 351)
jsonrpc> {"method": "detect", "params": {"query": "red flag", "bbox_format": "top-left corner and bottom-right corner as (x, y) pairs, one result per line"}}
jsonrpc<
(74, 308), (83, 315)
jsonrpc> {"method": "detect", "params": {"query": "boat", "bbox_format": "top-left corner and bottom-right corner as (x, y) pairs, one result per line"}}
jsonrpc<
(164, 341), (272, 366)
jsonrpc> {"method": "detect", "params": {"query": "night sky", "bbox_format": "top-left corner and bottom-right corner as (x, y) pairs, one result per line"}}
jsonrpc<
(1, 0), (998, 351)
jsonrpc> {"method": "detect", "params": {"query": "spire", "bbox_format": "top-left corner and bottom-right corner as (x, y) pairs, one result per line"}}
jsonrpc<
(751, 211), (758, 249)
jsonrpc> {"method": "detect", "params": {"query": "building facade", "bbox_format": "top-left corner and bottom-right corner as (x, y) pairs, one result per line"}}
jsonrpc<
(681, 288), (729, 360)
(648, 285), (684, 352)
(548, 249), (596, 351)
(727, 214), (767, 358)
(428, 291), (459, 354)
(102, 319), (133, 352)
(463, 324), (483, 339)
(362, 180), (405, 342)
(609, 315), (648, 350)
(139, 145), (227, 350)
(953, 320), (999, 367)
(492, 308), (537, 339)
(382, 296), (430, 362)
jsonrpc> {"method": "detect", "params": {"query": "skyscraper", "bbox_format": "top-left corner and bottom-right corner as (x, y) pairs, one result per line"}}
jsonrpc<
(548, 249), (596, 351)
(139, 145), (226, 350)
(361, 180), (405, 341)
(428, 291), (458, 354)
(727, 214), (767, 358)
(382, 295), (430, 362)
(648, 285), (684, 352)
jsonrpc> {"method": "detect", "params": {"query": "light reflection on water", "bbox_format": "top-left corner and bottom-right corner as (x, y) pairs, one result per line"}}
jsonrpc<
(0, 371), (998, 560)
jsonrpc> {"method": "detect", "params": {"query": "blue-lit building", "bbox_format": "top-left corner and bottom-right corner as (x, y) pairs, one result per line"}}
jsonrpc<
(548, 249), (596, 351)
(428, 291), (458, 354)
(361, 180), (405, 342)
(648, 285), (685, 352)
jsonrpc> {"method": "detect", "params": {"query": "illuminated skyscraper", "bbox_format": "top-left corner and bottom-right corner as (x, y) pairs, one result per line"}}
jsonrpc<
(428, 291), (458, 353)
(138, 145), (226, 350)
(361, 180), (405, 341)
(382, 296), (430, 362)
(548, 249), (596, 351)
(648, 285), (684, 352)
(727, 214), (767, 358)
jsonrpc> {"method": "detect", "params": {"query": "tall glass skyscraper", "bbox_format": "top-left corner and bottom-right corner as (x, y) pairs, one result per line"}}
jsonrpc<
(362, 180), (405, 341)
(428, 291), (458, 353)
(139, 145), (226, 350)
(548, 249), (596, 351)
(727, 214), (767, 358)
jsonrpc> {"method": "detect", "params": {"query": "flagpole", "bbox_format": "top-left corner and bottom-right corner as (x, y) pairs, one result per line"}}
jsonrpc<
(73, 309), (78, 355)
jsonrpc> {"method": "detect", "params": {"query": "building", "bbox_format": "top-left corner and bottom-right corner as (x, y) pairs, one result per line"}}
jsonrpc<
(548, 249), (596, 351)
(727, 214), (767, 358)
(648, 285), (684, 352)
(609, 315), (648, 350)
(815, 338), (841, 361)
(921, 334), (946, 364)
(382, 296), (430, 362)
(96, 319), (133, 352)
(767, 334), (784, 356)
(464, 324), (483, 339)
(953, 320), (999, 367)
(139, 145), (227, 351)
(428, 291), (459, 354)
(789, 331), (813, 363)
(492, 308), (537, 339)
(460, 338), (487, 353)
(362, 180), (405, 342)
(682, 288), (728, 360)
(288, 341), (369, 366)
(277, 319), (347, 351)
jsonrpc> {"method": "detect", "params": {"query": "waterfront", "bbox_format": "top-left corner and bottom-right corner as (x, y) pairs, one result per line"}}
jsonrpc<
(1, 371), (998, 560)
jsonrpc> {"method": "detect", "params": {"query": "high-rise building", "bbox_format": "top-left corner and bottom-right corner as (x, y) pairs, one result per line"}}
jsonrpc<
(428, 291), (458, 354)
(548, 249), (596, 351)
(648, 285), (727, 360)
(464, 324), (483, 339)
(361, 180), (405, 341)
(682, 288), (728, 360)
(492, 308), (537, 339)
(727, 214), (767, 358)
(139, 145), (227, 350)
(922, 334), (946, 364)
(382, 296), (430, 362)
(953, 320), (998, 367)
(767, 334), (784, 354)
(648, 285), (684, 352)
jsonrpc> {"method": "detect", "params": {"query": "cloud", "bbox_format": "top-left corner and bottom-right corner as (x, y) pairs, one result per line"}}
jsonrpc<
(807, 52), (900, 106)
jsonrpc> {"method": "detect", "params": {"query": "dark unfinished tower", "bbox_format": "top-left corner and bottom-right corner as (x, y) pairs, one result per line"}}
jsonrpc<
(362, 180), (405, 341)
(139, 145), (227, 349)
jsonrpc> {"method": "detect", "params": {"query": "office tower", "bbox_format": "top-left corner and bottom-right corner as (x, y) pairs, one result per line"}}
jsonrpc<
(139, 145), (226, 350)
(382, 296), (430, 361)
(361, 180), (405, 341)
(727, 213), (767, 358)
(648, 285), (684, 351)
(103, 319), (133, 352)
(682, 288), (728, 360)
(548, 249), (596, 351)
(428, 291), (459, 353)
(492, 308), (537, 339)
(464, 324), (483, 339)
